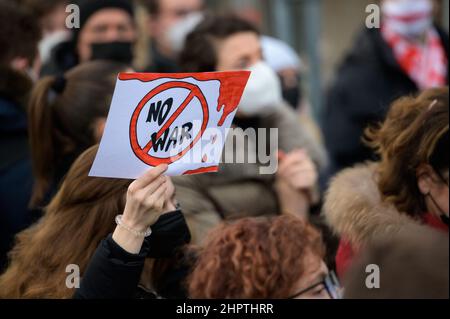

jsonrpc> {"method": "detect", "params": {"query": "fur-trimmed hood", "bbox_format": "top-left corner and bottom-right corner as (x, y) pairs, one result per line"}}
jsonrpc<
(323, 163), (427, 246)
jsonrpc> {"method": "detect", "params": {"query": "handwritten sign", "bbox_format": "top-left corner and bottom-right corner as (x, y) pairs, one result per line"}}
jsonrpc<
(89, 71), (250, 179)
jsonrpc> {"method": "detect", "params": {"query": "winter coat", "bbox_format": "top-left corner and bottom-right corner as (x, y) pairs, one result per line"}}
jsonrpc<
(74, 210), (192, 299)
(323, 163), (448, 277)
(323, 26), (449, 175)
(173, 102), (328, 244)
(0, 67), (37, 271)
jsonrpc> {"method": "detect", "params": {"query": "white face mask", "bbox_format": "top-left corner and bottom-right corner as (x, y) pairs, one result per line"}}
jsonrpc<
(166, 12), (204, 54)
(382, 0), (433, 38)
(238, 61), (283, 116)
(38, 30), (71, 64)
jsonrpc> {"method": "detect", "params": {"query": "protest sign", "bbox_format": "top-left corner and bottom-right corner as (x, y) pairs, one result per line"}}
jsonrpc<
(89, 71), (250, 178)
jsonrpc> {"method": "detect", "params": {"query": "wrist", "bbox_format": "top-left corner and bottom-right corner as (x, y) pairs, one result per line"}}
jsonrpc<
(121, 214), (149, 233)
(112, 226), (145, 255)
(116, 214), (152, 237)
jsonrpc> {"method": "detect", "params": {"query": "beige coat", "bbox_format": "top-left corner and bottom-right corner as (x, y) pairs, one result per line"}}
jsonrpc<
(173, 103), (328, 244)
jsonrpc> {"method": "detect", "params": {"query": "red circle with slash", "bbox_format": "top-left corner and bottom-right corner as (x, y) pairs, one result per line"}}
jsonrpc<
(129, 81), (209, 166)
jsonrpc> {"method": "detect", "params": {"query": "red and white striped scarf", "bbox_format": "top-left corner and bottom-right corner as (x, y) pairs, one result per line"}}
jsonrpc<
(382, 25), (448, 90)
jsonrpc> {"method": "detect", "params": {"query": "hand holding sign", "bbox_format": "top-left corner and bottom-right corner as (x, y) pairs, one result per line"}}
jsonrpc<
(89, 71), (250, 179)
(123, 164), (170, 231)
(112, 164), (170, 254)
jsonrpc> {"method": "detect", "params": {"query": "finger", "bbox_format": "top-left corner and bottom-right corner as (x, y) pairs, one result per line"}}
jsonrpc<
(290, 171), (318, 189)
(133, 164), (168, 190)
(146, 183), (168, 205)
(277, 150), (286, 161)
(281, 151), (309, 168)
(278, 151), (302, 172)
(278, 157), (312, 179)
(141, 175), (167, 197)
(285, 169), (316, 182)
(152, 187), (167, 211)
(284, 159), (315, 175)
(165, 177), (175, 200)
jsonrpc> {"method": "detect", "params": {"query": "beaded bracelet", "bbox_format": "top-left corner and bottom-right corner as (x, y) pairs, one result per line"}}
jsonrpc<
(115, 215), (152, 238)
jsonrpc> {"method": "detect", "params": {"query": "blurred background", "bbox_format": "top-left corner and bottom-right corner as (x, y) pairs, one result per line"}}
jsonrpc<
(204, 0), (449, 119)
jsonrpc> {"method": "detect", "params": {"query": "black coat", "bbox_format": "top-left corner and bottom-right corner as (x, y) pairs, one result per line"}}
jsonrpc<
(0, 68), (38, 271)
(74, 210), (191, 299)
(323, 26), (449, 176)
(73, 234), (152, 299)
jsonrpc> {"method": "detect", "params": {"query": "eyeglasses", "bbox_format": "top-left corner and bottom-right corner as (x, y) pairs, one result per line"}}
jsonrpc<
(288, 271), (342, 299)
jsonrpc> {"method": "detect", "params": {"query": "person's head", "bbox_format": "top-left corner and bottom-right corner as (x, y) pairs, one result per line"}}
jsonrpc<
(144, 0), (204, 57)
(19, 0), (71, 64)
(180, 14), (283, 117)
(365, 87), (449, 222)
(188, 215), (338, 299)
(28, 60), (129, 208)
(20, 0), (69, 35)
(381, 0), (434, 39)
(75, 0), (136, 63)
(0, 0), (41, 76)
(344, 226), (449, 299)
(180, 14), (260, 73)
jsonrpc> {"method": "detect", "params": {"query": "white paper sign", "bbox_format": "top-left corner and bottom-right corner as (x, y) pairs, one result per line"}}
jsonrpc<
(89, 71), (250, 179)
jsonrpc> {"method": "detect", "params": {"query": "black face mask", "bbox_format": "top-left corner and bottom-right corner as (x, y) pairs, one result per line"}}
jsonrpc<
(145, 210), (191, 258)
(279, 74), (302, 109)
(90, 41), (134, 64)
(282, 86), (301, 109)
(441, 214), (449, 226)
(428, 171), (449, 226)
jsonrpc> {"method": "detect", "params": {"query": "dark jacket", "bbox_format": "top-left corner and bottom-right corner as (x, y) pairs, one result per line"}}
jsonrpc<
(74, 210), (191, 299)
(40, 41), (79, 77)
(323, 26), (449, 176)
(0, 67), (37, 271)
(73, 234), (152, 299)
(143, 45), (180, 74)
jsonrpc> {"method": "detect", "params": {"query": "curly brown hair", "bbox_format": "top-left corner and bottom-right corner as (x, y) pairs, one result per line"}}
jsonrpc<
(187, 215), (325, 299)
(365, 87), (449, 216)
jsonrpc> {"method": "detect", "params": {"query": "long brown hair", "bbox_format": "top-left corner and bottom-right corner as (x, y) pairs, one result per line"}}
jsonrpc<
(188, 215), (325, 299)
(28, 60), (128, 208)
(0, 145), (131, 298)
(365, 87), (449, 216)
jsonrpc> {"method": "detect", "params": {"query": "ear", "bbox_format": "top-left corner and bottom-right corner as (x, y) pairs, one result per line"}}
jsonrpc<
(416, 164), (433, 195)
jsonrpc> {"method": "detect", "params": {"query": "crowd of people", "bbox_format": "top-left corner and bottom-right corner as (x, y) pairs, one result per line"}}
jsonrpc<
(0, 0), (448, 299)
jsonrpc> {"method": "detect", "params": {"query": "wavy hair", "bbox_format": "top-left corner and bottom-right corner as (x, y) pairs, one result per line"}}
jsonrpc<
(188, 215), (325, 299)
(0, 145), (132, 298)
(364, 87), (449, 216)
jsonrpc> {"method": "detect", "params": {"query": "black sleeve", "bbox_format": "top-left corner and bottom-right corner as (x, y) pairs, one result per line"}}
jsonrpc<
(73, 234), (149, 299)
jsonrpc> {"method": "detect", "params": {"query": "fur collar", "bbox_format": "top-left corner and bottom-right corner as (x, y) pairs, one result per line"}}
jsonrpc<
(323, 162), (426, 246)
